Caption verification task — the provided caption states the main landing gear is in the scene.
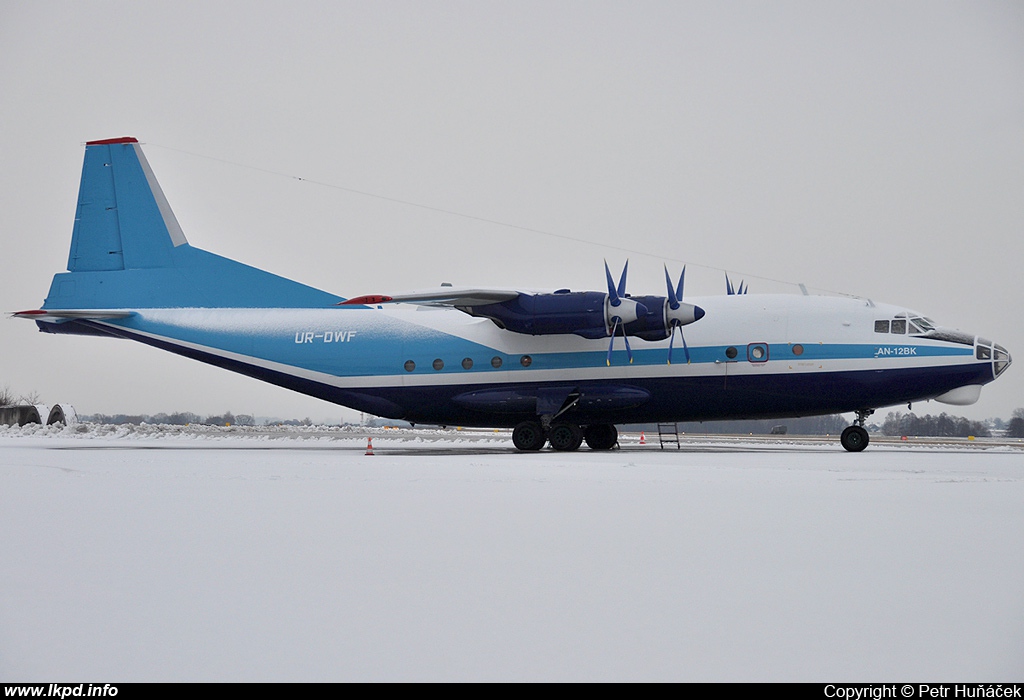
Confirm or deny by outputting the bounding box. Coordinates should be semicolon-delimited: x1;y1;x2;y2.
512;421;618;452
840;409;874;452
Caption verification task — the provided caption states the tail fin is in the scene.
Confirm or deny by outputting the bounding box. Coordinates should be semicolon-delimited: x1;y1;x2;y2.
44;137;341;309
67;137;187;272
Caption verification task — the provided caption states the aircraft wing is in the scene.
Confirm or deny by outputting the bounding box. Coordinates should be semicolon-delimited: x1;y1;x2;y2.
340;287;521;308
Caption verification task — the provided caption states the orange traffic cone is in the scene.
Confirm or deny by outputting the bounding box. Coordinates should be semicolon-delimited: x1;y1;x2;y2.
639;431;646;445
365;437;374;456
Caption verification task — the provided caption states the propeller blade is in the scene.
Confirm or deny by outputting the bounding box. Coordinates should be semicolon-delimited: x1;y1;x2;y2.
616;260;629;299
675;266;686;303
726;273;734;295
664;265;679;310
606;317;620;366
679;325;691;363
622;326;634;364
667;322;692;365
605;260;620;307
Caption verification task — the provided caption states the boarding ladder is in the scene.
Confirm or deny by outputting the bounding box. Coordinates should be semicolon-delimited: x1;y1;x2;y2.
657;422;681;450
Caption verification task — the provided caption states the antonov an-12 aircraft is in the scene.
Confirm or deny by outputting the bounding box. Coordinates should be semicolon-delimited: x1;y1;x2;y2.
14;138;1012;451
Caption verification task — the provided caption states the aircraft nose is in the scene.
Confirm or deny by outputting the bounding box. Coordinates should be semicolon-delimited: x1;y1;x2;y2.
980;338;1012;377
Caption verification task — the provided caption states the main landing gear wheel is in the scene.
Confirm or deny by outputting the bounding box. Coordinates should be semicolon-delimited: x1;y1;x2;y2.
548;422;584;452
512;421;547;451
584;424;618;451
841;425;869;452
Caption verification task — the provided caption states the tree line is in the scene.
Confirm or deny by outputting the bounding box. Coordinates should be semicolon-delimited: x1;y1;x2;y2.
81;411;260;426
880;411;992;438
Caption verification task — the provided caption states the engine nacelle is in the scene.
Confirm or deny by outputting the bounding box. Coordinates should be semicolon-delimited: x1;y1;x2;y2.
460;290;706;340
461;291;645;338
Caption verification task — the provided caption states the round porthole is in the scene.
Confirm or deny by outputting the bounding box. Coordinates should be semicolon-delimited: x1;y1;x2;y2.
404;360;415;372
432;358;444;371
520;355;532;367
751;346;765;360
792;344;804;356
725;346;738;359
491;356;503;368
461;357;473;370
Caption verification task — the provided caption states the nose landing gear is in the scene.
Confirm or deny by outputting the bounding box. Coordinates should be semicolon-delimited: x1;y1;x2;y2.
841;409;874;452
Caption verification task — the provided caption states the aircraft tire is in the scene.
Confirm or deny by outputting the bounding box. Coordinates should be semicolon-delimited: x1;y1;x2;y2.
548;423;584;451
512;421;547;451
840;425;869;452
584;424;618;451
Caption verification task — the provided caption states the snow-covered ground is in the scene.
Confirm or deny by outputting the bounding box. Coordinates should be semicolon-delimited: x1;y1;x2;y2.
2;424;1022;681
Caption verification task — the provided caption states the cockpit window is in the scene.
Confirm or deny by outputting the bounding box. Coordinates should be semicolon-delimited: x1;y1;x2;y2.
995;345;1011;376
879;315;938;335
977;345;992;360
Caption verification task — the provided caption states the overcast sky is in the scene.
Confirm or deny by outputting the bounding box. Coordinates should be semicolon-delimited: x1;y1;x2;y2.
1;1;1021;423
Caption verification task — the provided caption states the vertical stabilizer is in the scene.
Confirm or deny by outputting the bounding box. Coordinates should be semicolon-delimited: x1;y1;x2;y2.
46;137;342;309
69;137;186;272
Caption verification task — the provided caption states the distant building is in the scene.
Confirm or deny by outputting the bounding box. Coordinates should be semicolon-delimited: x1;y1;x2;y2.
0;404;76;427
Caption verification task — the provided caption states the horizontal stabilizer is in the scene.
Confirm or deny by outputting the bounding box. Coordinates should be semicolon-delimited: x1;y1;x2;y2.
12;309;134;320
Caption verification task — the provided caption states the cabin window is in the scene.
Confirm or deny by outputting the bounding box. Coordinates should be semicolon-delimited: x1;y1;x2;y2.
461;358;473;370
875;320;890;333
792;344;804;356
520;355;532;367
747;343;768;362
404;360;415;372
491;356;503;369
890;319;907;334
725;346;738;359
432;358;444;371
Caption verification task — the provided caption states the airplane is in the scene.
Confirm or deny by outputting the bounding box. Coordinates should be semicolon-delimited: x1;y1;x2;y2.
13;137;1012;452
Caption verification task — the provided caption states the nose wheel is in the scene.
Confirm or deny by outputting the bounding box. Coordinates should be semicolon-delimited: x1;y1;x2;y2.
840;425;869;452
841;409;874;452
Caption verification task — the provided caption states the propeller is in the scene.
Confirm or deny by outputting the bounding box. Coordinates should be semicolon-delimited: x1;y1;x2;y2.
604;260;645;365
725;273;748;295
664;265;706;364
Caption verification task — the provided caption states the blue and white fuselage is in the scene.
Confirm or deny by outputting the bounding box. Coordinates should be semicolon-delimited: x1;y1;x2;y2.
16;138;1011;451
